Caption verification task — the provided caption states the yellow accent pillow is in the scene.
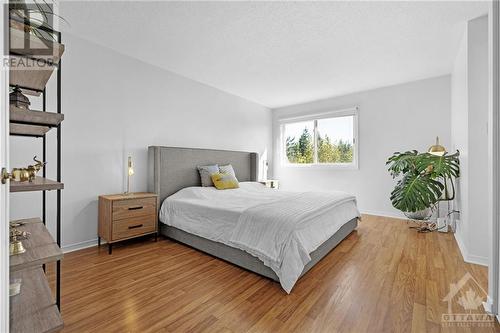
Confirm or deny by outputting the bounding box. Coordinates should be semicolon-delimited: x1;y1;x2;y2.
211;173;239;190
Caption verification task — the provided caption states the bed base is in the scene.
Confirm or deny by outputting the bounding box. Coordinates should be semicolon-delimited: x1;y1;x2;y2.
160;217;358;282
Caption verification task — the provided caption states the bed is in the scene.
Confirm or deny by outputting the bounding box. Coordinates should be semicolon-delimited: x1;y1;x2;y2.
148;146;360;293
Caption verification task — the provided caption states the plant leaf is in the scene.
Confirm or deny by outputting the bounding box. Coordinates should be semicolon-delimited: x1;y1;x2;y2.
390;172;444;212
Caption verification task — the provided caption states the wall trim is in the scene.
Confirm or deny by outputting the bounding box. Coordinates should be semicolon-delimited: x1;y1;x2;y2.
468;254;490;267
454;231;468;261
488;0;500;317
360;210;403;220
484;296;494;314
483;297;500;323
62;238;103;253
454;231;488;267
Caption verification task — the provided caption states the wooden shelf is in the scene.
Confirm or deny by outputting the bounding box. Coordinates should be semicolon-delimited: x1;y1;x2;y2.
10;267;63;333
9;19;64;96
9;55;56;97
9;107;64;137
10;107;64;127
10;218;63;272
10;177;64;193
10;123;50;137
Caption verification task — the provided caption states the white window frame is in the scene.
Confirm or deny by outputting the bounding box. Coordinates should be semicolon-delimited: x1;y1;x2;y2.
279;107;359;169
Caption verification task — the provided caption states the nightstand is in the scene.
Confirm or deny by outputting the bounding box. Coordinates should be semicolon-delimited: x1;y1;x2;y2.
259;179;279;189
98;192;158;254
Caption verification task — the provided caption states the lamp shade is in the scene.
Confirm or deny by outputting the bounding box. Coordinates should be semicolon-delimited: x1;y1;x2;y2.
428;136;446;156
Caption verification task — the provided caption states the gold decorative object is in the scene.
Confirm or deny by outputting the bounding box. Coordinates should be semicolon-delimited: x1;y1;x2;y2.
9;221;25;228
26;156;46;181
5;156;47;183
125;156;134;194
1;167;10;184
428;136;446;156
11;167;30;182
9;227;30;256
9;241;26;256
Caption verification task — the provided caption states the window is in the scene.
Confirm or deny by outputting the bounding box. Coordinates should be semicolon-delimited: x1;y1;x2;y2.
283;120;315;164
281;108;358;167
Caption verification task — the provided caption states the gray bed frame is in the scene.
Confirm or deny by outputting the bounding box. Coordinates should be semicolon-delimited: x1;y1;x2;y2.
148;146;358;282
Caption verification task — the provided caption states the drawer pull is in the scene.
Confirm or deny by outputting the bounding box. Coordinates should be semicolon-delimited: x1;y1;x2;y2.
128;224;143;229
128;206;143;210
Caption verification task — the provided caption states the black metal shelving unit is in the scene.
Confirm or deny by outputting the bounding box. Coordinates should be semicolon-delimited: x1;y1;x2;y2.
8;16;64;332
10;29;62;309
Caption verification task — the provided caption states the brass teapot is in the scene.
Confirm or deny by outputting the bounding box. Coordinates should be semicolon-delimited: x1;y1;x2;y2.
10;156;46;182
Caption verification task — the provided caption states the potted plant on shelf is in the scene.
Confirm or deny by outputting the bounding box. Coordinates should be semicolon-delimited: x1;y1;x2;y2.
386;148;460;228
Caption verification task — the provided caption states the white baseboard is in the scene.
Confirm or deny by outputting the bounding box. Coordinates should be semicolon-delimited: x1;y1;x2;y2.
454;231;468;260
484;296;495;314
454;232;489;267
360;210;404;220
62;238;104;253
483;297;500;323
467;253;490;267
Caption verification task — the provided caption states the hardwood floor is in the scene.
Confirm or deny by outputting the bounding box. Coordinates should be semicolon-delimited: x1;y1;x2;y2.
49;215;499;332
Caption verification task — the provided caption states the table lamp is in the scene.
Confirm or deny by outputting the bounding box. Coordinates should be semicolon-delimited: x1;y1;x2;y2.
125;156;134;194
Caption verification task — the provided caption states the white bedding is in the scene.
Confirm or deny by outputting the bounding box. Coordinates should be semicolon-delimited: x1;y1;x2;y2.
159;182;360;293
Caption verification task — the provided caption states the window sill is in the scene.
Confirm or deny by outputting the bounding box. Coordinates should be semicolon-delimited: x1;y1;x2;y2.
281;163;359;170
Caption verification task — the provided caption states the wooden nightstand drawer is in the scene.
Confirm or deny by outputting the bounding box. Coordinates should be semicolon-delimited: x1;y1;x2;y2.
112;197;156;220
98;192;158;254
112;215;156;240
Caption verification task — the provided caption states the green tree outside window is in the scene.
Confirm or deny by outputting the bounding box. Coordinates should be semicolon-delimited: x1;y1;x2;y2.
285;127;353;164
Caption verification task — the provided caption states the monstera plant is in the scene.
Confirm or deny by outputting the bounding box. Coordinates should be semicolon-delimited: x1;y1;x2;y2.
386;150;460;217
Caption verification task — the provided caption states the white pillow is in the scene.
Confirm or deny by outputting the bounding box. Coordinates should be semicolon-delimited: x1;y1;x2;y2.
219;164;236;178
197;164;219;187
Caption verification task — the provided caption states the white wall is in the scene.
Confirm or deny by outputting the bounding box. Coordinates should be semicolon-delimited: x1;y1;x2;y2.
272;75;451;218
451;15;490;266
10;33;272;251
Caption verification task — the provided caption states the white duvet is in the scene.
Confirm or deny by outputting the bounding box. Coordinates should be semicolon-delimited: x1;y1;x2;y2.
159;182;360;293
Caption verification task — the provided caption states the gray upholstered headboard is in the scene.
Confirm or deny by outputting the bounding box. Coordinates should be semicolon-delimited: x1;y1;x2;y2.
148;146;258;204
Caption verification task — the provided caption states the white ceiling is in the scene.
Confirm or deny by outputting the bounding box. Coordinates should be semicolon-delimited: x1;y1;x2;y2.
60;1;489;108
